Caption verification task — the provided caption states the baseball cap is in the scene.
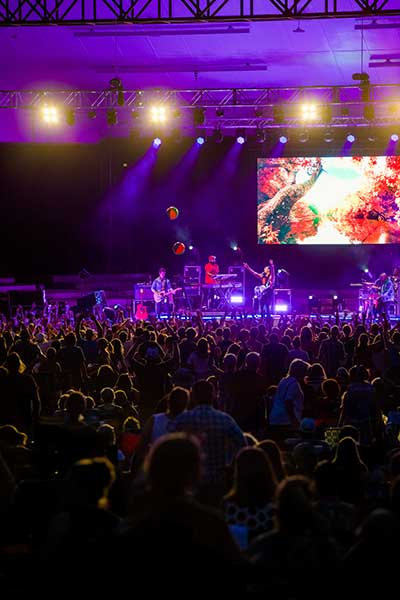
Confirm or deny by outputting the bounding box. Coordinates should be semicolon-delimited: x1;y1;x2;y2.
299;418;316;433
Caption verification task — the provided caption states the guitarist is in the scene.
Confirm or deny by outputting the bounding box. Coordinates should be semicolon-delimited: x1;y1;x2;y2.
243;259;275;319
151;267;173;318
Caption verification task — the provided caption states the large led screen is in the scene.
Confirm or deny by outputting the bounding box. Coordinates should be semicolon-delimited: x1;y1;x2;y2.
257;156;400;244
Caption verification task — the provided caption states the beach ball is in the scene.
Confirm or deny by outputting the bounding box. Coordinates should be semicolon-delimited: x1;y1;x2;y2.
166;206;179;220
172;242;186;255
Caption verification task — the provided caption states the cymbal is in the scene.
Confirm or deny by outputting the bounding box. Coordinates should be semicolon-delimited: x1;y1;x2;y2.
350;283;363;287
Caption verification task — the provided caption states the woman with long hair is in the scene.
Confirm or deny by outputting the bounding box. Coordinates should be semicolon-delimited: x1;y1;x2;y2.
331;436;368;504
223;447;277;542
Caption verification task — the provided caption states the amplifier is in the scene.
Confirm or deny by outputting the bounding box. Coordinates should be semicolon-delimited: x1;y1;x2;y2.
134;283;154;301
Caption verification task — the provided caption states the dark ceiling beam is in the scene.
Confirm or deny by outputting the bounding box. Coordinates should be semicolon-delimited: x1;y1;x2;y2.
0;0;399;25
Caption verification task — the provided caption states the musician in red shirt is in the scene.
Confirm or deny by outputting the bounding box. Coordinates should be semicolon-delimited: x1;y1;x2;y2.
205;255;220;284
203;255;220;309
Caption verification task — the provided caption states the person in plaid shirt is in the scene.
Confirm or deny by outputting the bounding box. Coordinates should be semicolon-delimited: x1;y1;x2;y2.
174;380;247;489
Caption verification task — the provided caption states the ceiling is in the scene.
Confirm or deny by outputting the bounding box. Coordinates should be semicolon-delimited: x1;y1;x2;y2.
1;17;400;89
1;14;400;141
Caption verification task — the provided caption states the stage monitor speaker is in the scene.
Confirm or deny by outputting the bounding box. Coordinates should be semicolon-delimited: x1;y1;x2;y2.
273;289;292;314
134;283;153;301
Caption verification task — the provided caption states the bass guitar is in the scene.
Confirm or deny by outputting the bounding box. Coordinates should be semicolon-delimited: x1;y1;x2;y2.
153;288;182;304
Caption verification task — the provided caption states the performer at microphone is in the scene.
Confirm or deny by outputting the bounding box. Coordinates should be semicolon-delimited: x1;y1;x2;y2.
151;267;173;318
377;272;394;316
203;255;219;309
244;259;275;318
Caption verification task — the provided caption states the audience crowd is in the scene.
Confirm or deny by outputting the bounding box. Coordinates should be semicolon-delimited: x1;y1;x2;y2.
1;306;400;593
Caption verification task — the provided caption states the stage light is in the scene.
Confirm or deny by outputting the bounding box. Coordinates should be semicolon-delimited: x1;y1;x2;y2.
193;107;205;126
153;137;162;148
301;103;318;121
254;107;265;118
236;128;246;144
107;108;118;125
332;294;342;310
41;105;59;125
298;130;309;143
231;295;244;305
391;134;399;142
275;303;288;312
150;105;167;124
308;295;321;312
188;245;194;251
364;268;369;273
323;130;334;143
279;135;288;144
347;133;356;143
196;136;205;145
232;245;238;251
65;109;75;126
88;110;97;119
215;107;224;117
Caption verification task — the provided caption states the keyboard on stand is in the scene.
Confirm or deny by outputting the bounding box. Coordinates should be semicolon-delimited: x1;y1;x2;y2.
202;282;242;289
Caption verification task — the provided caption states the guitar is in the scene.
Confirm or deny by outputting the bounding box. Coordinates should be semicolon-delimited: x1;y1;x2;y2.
153;288;182;304
135;302;148;320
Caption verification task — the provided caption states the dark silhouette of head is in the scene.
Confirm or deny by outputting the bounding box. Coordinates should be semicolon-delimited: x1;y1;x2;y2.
191;379;214;406
227;446;277;506
167;386;189;417
145;433;201;496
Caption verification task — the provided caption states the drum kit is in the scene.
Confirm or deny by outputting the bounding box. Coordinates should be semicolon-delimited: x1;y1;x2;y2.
351;270;400;319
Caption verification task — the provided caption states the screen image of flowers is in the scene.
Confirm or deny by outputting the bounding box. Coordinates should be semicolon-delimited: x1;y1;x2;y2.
257;156;400;244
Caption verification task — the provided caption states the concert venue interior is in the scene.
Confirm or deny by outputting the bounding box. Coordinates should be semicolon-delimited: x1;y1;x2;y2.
1;3;400;319
2;3;400;593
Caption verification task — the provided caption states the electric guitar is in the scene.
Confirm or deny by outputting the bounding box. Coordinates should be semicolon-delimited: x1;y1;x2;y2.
153;288;182;304
135;302;148;320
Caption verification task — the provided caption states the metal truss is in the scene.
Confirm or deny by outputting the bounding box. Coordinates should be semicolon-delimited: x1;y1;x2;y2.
1;84;399;129
0;0;399;25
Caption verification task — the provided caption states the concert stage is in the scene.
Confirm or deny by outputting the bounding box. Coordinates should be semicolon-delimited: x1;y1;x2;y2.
1;274;397;322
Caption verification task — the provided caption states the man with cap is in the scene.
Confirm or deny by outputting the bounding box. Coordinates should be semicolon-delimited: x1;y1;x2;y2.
203;255;220;309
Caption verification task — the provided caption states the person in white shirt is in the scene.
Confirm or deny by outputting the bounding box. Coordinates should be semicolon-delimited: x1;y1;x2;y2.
269;359;310;428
